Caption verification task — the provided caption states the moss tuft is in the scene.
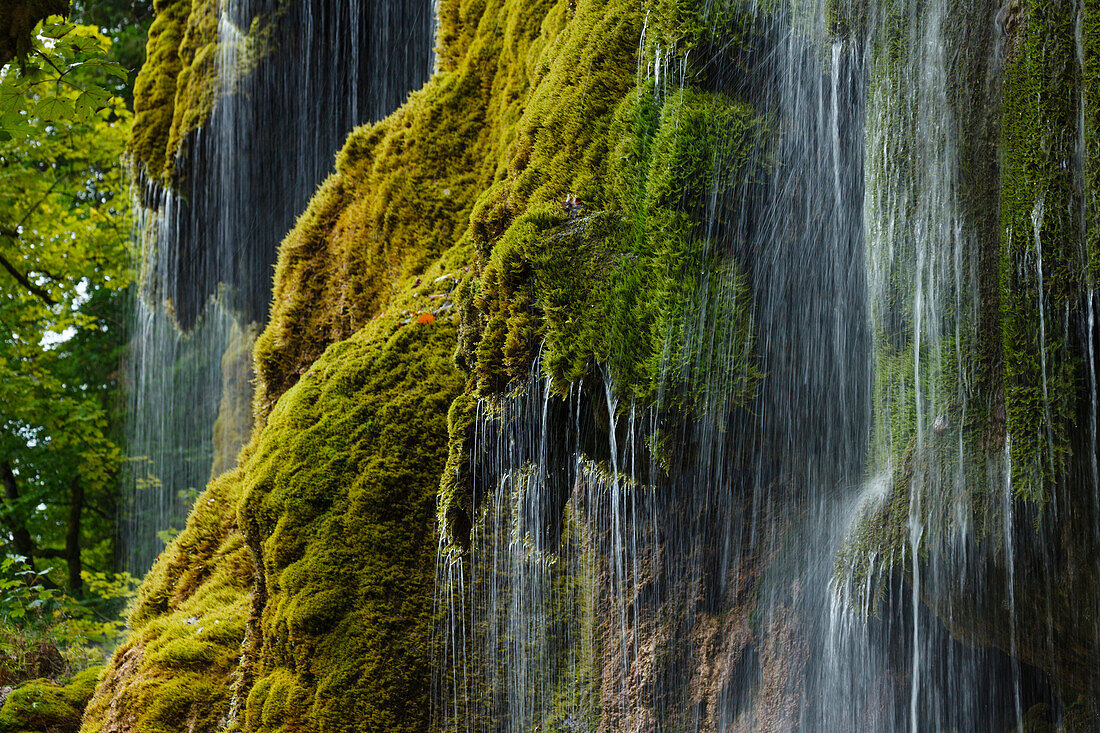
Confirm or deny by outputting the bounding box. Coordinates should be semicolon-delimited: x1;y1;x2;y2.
0;667;102;733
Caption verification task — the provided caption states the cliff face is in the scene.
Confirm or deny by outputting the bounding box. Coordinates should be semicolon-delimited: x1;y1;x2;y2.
72;0;1100;731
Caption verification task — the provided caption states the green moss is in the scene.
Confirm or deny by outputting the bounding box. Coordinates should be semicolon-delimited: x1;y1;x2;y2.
1086;0;1100;283
162;0;219;175
129;0;190;177
81;471;252;733
127;0;278;180
238;317;463;732
0;667;102;733
101;0;779;726
462;85;764;411
1000;0;1085;501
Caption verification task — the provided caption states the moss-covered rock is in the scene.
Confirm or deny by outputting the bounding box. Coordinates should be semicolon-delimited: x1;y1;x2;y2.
1000;0;1090;502
128;0;191;179
237;317;462;732
0;666;102;733
127;0;272;181
834;0;1100;705
81;469;252;732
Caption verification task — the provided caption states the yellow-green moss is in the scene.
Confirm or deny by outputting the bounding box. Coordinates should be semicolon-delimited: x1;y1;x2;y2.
81;470;252;733
129;0;190;177
127;0;275;180
462;85;764;406
162;0;219;175
0;666;102;733
238;317;463;732
252;0;565;415
101;0;778;727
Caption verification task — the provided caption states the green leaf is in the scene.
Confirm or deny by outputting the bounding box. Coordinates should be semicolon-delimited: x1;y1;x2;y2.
0;86;24;114
40;22;76;40
35;95;74;121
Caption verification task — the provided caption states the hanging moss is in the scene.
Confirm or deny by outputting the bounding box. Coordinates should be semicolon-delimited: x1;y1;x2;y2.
127;0;279;181
0;667;102;733
129;0;190;178
161;0;219;175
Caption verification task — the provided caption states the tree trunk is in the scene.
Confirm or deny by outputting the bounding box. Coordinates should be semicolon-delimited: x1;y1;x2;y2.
1;459;37;567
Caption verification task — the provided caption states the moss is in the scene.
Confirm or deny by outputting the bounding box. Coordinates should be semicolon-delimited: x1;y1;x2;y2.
162;0;219;175
0;667;102;733
129;0;190;178
1000;0;1086;501
824;0;867;38
463;85;764;411
1086;0;1100;283
81;470;252;733
100;0;775;726
127;0;277;180
238;317;463;732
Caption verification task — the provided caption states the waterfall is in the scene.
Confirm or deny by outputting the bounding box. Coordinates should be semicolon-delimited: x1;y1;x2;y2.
436;0;1098;730
122;0;435;574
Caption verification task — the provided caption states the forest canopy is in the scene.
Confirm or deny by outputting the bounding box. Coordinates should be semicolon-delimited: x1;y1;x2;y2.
0;0;147;688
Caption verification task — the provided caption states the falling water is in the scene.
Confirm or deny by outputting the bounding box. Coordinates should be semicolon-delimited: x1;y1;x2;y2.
122;0;435;573
436;0;1098;730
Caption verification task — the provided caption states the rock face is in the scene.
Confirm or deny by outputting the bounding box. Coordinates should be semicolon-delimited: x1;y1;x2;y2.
78;0;1100;731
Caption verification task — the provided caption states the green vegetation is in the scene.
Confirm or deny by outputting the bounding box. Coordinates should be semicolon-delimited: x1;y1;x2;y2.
1000;0;1086;501
0;17;132;597
0;7;146;727
0;665;102;733
48;0;1100;728
96;0;772;722
239;318;462;732
81;468;251;732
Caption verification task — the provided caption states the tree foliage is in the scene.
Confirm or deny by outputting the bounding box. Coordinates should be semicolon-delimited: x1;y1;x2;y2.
0;14;133;603
0;19;128;139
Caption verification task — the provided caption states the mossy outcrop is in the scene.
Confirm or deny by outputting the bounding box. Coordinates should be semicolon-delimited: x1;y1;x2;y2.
93;0;1100;728
82;469;252;731
0;666;102;733
1000;0;1094;501
99;0;769;726
836;0;1100;705
237;318;462;732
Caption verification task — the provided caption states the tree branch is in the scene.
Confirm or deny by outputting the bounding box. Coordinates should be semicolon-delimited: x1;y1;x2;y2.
0;226;58;305
17;173;71;231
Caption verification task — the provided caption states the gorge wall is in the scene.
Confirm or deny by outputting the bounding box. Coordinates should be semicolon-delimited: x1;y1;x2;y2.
41;0;1100;730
